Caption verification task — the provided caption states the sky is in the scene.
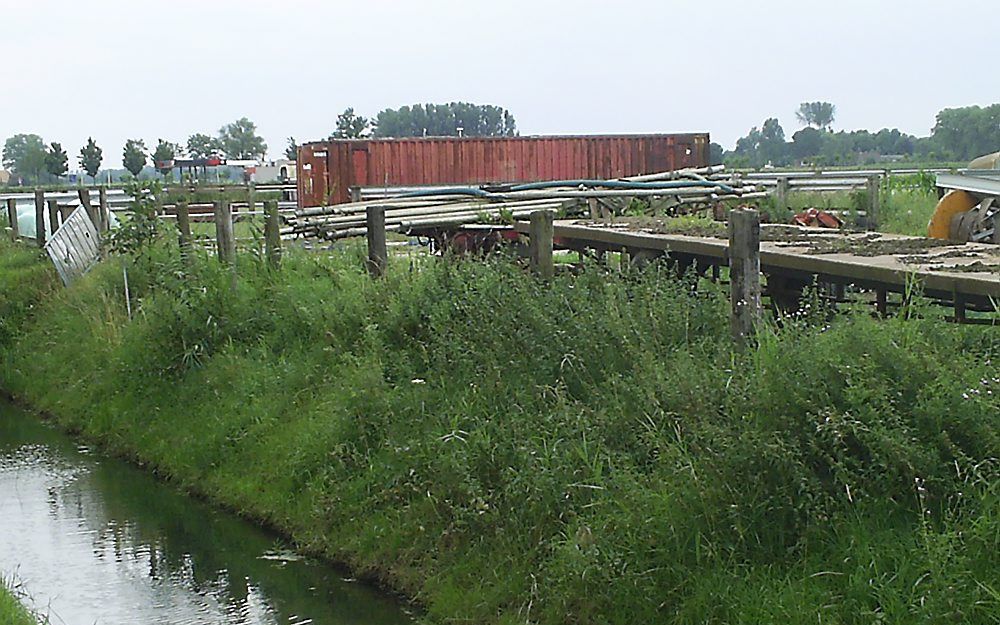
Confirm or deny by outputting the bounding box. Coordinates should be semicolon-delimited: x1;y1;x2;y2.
2;0;998;169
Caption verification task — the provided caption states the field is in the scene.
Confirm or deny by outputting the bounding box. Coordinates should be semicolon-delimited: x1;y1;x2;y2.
0;232;997;624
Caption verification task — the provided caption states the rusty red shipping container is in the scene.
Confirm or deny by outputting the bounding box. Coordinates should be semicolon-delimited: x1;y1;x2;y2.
297;133;709;207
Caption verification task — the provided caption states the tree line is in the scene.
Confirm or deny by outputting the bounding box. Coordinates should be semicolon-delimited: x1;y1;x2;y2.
1;117;269;185
723;102;1000;168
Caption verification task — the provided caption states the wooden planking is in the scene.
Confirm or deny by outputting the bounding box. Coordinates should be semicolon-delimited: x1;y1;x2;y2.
513;220;1000;301
43;207;101;286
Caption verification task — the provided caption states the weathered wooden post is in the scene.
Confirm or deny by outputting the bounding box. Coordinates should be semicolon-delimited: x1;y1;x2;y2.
366;205;387;278
246;183;256;216
866;175;881;230
77;188;97;226
728;208;762;348
98;186;110;232
529;210;555;279
176;200;192;262
213;200;236;265
264;199;282;268
47;199;60;232
350;186;362;203
34;189;46;247
5;198;18;239
775;176;790;212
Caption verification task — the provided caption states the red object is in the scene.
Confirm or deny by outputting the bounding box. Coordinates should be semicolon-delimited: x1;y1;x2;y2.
792;208;842;229
297;134;710;207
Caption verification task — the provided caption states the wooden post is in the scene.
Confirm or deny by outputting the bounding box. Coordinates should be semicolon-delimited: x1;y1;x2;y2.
866;175;880;230
728;208;762;348
875;288;887;318
366;205;387;278
47;199;60;232
98;186;110;232
213;200;236;265
350;186;362;203
264;200;282;268
5;198;18;239
587;197;600;219
78;188;97;226
176;200;192;261
775;176;790;212
34;189;46;247
529;210;555;279
246;183;256;216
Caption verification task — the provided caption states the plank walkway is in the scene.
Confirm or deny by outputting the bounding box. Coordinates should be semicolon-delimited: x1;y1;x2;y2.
514;219;1000;306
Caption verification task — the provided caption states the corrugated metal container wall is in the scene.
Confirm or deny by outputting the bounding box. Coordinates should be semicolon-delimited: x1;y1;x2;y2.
297;134;709;207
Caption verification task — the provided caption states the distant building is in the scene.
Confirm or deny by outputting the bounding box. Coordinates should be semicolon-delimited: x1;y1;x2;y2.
251;159;295;183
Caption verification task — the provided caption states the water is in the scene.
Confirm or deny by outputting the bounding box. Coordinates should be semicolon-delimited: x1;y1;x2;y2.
0;401;415;625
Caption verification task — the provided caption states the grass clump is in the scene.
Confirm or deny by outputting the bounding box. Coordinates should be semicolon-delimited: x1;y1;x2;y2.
0;577;45;625
0;236;998;624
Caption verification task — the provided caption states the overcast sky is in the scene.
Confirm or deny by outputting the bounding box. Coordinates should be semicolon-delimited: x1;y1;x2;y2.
3;0;997;169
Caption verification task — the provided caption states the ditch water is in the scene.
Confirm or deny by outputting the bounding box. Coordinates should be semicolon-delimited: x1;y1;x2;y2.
0;400;415;625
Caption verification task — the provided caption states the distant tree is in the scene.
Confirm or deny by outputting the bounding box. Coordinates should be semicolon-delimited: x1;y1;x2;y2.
795;102;836;130
79;137;103;183
331;108;371;139
730;118;790;167
373;102;517;138
151;139;180;176
186;133;223;159
932;104;1000;161
44;142;69;179
285;136;298;160
218;117;267;160
708;142;724;166
790;127;824;162
2;134;48;184
122;139;147;178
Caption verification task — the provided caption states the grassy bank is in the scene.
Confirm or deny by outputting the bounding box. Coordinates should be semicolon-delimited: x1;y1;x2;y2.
0;579;41;625
0;238;998;624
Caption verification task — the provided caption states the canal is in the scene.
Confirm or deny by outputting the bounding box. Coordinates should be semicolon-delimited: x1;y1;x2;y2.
0;400;415;625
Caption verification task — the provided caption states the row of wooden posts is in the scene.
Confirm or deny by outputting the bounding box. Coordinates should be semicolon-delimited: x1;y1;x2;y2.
188;199;283;268
11;193;761;347
364;204;763;347
5;188;113;247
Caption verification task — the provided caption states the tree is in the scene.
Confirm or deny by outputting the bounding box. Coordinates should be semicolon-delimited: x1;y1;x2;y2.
218;117;267;160
152;139;180;175
790;127;824;162
795;102;836;130
45;142;69;179
122;139;147;178
331;108;371;139
373;102;517;138
2;134;48;184
186;133;223;159
932;104;1000;161
79;137;103;183
709;142;724;166
285;136;299;160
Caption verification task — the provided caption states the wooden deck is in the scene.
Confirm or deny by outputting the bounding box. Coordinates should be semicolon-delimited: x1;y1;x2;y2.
513;219;1000;309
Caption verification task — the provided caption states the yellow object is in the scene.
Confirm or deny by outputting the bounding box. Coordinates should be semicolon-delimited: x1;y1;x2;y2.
927;190;978;239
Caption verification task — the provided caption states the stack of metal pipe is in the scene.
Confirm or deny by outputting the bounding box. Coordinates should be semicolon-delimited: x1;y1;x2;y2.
287;166;762;240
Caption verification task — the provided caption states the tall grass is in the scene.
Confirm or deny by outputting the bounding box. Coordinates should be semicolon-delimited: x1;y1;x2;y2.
0;577;44;625
0;238;997;624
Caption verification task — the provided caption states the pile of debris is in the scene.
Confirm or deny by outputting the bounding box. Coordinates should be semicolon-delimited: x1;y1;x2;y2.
287;166;763;240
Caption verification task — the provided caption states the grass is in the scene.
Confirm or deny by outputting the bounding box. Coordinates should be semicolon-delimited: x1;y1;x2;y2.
0;577;43;625
0;236;998;624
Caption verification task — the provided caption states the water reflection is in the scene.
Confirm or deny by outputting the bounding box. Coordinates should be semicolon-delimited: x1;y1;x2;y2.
0;402;414;625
